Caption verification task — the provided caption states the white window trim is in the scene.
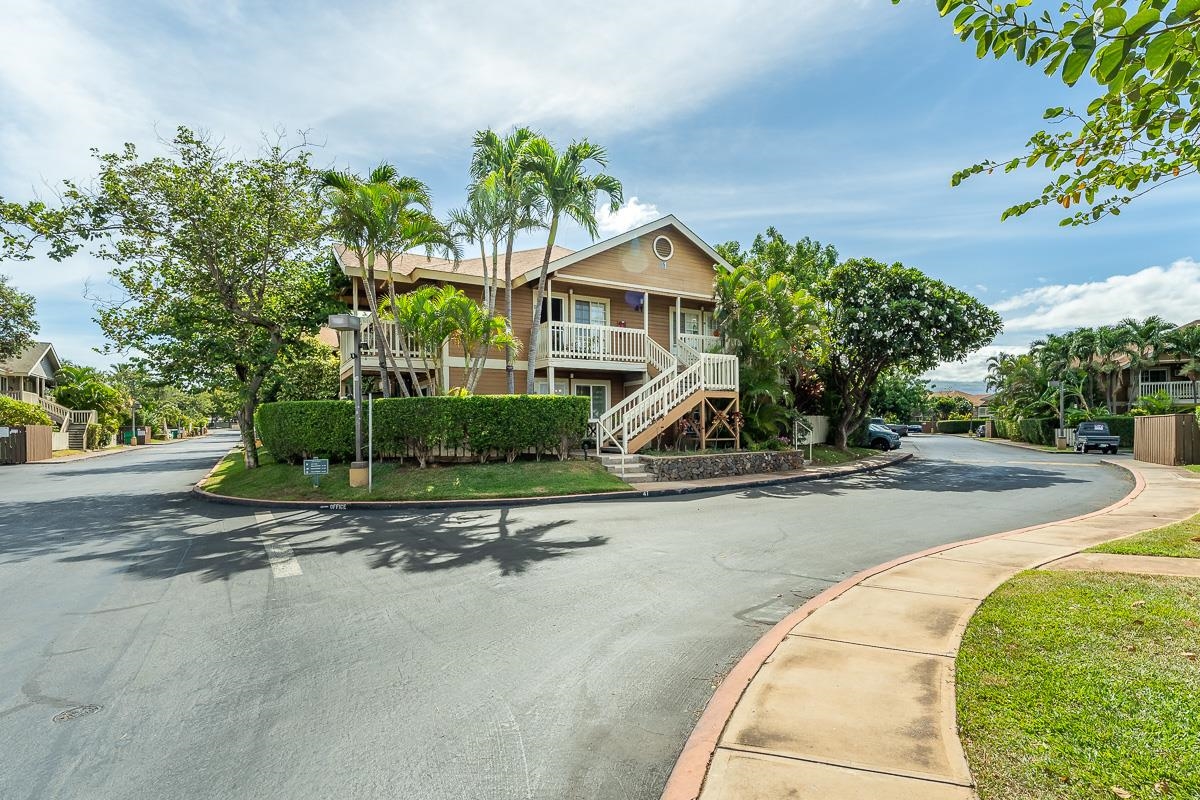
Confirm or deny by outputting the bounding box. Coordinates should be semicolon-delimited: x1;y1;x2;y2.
570;294;611;326
572;379;611;419
539;291;570;323
534;377;569;396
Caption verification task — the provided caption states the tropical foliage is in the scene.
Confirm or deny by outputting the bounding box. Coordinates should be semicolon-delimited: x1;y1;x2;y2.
320;163;459;398
713;265;820;444
909;0;1200;224
53;364;126;437
987;316;1186;422
871;370;933;423
261;336;340;403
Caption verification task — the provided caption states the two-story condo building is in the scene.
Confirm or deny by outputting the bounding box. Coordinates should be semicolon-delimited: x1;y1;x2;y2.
331;215;740;454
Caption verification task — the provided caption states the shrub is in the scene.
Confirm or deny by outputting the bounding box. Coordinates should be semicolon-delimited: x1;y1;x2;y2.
936;419;976;434
256;400;356;463
256;396;590;466
86;423;105;450
1016;417;1057;445
1130;390;1176;416
992;418;1011;439
0;396;52;426
1091;415;1135;447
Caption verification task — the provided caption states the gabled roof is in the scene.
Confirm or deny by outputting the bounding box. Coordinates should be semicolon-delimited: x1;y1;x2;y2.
518;214;733;283
0;341;59;378
334;243;575;283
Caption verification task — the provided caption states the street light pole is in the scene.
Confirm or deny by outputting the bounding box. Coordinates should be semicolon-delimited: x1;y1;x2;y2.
328;314;368;487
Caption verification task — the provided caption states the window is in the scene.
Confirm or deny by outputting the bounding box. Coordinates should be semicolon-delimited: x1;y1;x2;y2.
573;299;608;326
574;382;609;419
540;296;565;323
1141;369;1169;383
533;378;568;396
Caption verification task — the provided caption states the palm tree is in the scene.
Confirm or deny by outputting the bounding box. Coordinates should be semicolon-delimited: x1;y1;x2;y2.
1089;324;1136;413
1165;324;1200;406
322;165;456;397
1121;315;1175;404
470;127;542;392
441;292;522;393
519;136;623;394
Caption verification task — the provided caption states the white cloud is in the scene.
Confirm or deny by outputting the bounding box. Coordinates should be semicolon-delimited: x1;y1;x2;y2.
925;345;1029;386
995;258;1200;333
596;197;662;236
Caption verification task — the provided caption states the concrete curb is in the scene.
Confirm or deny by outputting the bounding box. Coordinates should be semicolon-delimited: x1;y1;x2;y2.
659;458;1148;800
189;451;912;512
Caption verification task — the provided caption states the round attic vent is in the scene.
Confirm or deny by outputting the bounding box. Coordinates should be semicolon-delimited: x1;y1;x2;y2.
653;235;674;262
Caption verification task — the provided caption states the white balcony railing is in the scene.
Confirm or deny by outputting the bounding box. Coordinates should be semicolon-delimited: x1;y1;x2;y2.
339;315;435;371
1139;380;1200;403
677;333;720;360
536;321;647;365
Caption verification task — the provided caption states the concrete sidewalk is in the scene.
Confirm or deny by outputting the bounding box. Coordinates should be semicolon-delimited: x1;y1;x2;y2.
662;458;1200;800
35;433;211;464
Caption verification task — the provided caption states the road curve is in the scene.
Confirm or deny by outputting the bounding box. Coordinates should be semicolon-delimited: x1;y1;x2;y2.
0;433;1132;800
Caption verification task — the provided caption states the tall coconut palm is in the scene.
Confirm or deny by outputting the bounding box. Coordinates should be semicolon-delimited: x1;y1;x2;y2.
519;136;623;394
1165;324;1200;406
470;127;542;392
1121;315;1175;403
1089;324;1136;413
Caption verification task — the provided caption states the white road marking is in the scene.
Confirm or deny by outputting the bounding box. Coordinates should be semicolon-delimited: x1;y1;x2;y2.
253;510;303;578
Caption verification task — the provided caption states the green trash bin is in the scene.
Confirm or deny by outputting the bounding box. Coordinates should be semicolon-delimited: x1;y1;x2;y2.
123;430;134;445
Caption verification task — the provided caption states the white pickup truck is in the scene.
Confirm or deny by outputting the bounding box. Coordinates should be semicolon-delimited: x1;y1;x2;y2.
1074;421;1121;454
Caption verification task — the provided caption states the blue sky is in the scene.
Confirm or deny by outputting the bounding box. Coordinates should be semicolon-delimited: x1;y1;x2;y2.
3;0;1198;390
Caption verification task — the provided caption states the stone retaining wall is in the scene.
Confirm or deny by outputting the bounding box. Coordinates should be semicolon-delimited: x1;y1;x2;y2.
641;450;805;481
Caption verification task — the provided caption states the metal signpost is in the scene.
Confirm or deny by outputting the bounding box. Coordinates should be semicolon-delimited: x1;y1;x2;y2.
303;458;330;487
367;393;374;493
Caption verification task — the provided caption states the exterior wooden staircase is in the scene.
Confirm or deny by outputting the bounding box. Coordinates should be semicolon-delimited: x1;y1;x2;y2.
594;339;738;456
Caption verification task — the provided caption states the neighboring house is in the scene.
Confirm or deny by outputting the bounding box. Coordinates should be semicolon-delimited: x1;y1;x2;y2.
332;215;740;454
930;389;994;418
0;341;97;449
1118;319;1200;409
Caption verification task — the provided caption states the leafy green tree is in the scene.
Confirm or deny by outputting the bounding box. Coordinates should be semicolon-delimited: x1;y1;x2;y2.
931;394;975;420
816;258;1002;448
910;0;1200;224
519;136;623;394
37;128;335;467
262;335;340;403
0;274;38;361
470;127;545;392
717;228;839;287
870;370;931;422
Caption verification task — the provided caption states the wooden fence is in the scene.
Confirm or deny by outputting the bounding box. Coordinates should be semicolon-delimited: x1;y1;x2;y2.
0;425;53;464
1133;413;1200;466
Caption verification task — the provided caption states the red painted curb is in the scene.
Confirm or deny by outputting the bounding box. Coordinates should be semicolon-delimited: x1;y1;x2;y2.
659;459;1147;800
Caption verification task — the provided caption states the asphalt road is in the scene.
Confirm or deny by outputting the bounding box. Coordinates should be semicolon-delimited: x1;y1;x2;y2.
0;432;1133;800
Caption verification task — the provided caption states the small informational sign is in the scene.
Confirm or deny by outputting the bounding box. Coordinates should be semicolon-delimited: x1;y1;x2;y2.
302;458;330;486
0;427;9;438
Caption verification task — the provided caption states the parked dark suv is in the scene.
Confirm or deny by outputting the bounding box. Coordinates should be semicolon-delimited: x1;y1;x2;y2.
867;423;902;451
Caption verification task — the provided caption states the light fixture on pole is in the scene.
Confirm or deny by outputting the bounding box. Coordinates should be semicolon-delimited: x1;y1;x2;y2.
327;313;369;488
130;400;141;446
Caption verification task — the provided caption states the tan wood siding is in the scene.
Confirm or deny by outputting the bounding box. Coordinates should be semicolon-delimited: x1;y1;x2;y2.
551;224;719;296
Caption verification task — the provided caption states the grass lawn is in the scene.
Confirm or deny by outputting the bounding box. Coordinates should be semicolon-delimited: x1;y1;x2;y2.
51;449;86;458
1088;512;1200;559
958;570;1200;800
202;449;633;501
808;444;877;465
1187;465;1200;474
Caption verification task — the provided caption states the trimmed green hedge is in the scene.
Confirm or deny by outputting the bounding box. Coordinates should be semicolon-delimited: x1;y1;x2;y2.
256;396;591;465
991;415;1135;447
936;419;977;434
0;396;52;426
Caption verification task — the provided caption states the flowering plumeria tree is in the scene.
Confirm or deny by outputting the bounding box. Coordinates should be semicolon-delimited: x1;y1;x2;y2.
816;258;1002;449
